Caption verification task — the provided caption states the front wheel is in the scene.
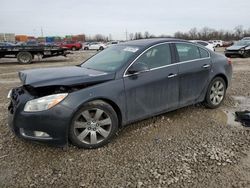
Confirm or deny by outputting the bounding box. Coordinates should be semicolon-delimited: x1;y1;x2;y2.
69;100;118;149
203;77;226;109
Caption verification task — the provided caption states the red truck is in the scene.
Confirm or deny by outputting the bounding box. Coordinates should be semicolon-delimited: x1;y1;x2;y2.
60;41;82;51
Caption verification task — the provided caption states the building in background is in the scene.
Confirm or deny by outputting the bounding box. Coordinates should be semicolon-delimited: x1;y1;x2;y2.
0;33;15;42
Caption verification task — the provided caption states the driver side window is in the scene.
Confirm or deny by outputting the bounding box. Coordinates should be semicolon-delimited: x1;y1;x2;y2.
134;44;172;69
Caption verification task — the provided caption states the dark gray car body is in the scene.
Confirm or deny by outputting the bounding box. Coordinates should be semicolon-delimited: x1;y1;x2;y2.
8;38;232;146
225;40;250;57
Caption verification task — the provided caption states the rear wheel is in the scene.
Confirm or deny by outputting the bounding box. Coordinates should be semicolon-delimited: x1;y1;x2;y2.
203;77;226;109
69;100;118;149
99;46;104;50
71;47;76;51
17;52;33;64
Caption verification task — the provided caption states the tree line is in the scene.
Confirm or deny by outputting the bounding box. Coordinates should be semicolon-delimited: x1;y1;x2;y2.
130;26;250;41
85;25;250;42
173;26;250;41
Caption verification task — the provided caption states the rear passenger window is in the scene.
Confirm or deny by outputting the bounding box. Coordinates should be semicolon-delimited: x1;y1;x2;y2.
199;47;209;58
175;43;200;62
197;41;207;46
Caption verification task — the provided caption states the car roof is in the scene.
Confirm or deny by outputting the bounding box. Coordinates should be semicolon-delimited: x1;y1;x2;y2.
121;38;188;48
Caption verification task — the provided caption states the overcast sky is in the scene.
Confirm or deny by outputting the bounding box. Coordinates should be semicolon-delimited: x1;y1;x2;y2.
1;0;249;40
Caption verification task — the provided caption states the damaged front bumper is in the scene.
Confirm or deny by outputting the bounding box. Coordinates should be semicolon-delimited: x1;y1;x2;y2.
224;50;245;57
8;87;74;147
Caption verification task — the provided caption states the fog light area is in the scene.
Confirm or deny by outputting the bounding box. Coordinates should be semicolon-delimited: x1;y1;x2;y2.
20;128;51;139
34;131;50;137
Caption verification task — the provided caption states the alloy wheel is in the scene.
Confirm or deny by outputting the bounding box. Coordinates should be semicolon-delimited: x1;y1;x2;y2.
73;108;112;145
209;80;225;106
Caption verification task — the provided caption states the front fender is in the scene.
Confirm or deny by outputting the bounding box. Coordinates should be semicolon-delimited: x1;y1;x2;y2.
61;79;126;125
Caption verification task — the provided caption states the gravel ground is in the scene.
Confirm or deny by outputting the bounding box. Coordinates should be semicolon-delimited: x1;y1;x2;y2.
0;49;250;188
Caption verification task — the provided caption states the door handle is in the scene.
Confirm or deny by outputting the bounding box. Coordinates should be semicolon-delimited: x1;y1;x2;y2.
168;73;178;78
202;64;211;68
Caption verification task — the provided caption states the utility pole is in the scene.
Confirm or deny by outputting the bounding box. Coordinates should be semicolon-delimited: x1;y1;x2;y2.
41;27;43;37
125;29;128;41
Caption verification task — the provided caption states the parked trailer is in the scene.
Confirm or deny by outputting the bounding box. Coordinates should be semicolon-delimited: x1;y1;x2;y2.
0;45;70;64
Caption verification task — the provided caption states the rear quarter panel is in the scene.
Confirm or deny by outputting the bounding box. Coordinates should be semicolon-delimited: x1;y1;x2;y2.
196;52;232;103
210;52;232;87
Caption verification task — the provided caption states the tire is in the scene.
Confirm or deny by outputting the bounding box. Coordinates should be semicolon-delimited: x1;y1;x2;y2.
84;47;89;50
203;77;226;109
69;100;118;149
17;52;33;64
71;47;77;51
242;51;249;58
99;46;104;50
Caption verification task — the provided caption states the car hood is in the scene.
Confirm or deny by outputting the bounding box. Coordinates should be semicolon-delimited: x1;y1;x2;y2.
226;45;247;50
19;66;115;87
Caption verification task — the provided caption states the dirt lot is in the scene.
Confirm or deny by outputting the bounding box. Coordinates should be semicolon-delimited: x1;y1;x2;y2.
0;49;250;188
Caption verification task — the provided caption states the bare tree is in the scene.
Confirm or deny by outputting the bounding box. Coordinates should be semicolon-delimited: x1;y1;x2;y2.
189;27;198;39
134;32;143;39
200;27;213;40
244;28;250;37
234;25;244;39
144;31;150;39
93;34;106;42
174;31;186;39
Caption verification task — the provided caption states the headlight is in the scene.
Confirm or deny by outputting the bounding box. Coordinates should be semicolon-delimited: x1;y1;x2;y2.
24;93;68;112
240;48;245;54
7;89;12;99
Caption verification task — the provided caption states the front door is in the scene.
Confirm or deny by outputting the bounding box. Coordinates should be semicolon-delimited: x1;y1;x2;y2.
123;43;179;122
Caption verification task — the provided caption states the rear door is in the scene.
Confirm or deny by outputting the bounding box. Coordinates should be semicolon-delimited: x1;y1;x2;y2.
174;42;211;106
123;43;179;122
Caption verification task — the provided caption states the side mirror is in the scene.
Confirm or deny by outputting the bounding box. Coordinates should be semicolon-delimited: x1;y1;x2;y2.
127;62;149;75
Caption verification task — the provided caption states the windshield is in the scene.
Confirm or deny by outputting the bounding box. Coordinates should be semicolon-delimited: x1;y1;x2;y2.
234;40;250;46
81;45;141;72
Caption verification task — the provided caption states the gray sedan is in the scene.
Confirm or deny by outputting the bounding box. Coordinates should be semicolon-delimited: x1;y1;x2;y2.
8;38;232;149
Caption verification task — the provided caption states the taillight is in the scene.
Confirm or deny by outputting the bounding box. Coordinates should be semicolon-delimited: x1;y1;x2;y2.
227;58;232;65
